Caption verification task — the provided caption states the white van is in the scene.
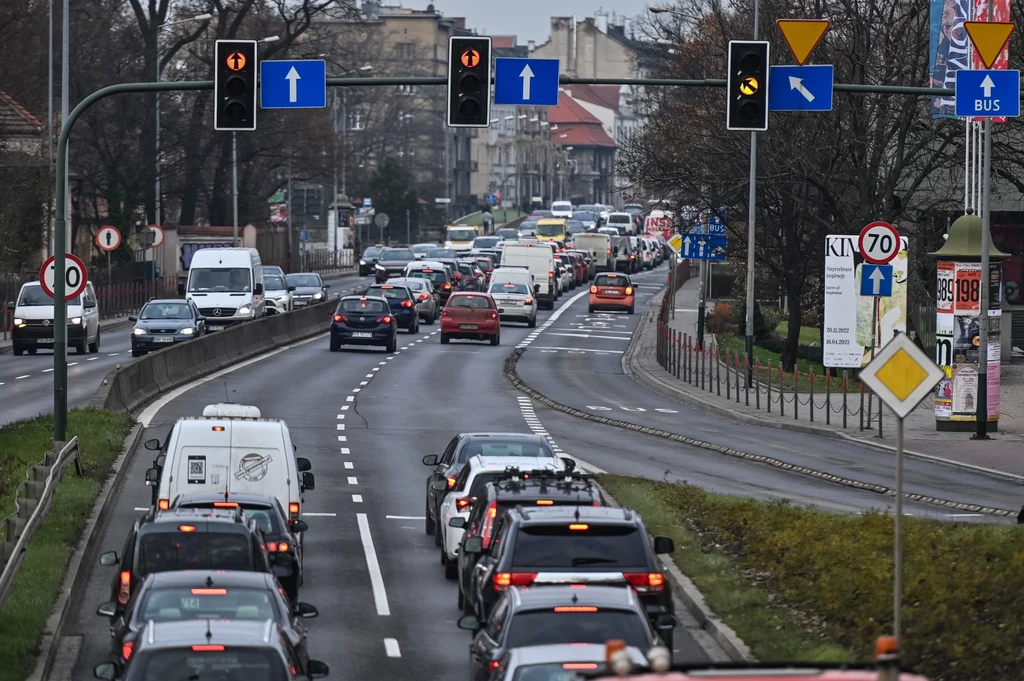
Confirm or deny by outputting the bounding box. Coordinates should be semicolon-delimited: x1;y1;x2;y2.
500;243;556;309
489;267;535;290
9;281;101;355
145;404;314;529
181;248;265;329
550;200;573;218
572;233;613;272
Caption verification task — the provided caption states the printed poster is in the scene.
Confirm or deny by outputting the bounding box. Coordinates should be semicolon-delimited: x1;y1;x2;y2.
929;0;971;118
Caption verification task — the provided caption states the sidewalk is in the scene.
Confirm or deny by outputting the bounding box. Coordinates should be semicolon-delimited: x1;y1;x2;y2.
631;277;1024;479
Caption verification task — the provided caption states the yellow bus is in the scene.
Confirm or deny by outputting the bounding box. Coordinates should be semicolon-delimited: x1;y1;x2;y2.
444;225;481;254
535;218;568;243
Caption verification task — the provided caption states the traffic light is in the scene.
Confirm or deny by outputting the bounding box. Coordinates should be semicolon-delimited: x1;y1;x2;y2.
726;40;770;132
447;36;492;127
214;39;257;131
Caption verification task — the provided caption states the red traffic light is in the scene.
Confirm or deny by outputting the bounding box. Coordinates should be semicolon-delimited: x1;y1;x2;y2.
226;52;247;71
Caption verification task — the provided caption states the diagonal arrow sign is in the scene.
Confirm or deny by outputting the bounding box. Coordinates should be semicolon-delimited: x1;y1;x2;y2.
286;66;301;103
788;75;815;102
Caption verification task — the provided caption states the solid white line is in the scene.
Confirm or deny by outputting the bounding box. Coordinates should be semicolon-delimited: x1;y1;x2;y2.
356;513;391;616
341;447;350;454
87;357;99;361
15;375;29;380
529;346;624;354
42;368;54;373
384;638;401;657
386;515;426;520
348;476;358;484
303;512;338;517
353;494;363;503
545;332;631;341
344;462;354;469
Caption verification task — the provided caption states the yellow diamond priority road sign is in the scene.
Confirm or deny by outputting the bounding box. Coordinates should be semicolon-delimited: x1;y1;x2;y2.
859;333;944;419
668;233;683;254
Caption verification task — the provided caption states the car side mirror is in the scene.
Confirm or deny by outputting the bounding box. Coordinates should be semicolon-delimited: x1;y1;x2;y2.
291;519;309;533
560;457;576;472
457;614;480;631
254;283;264;294
155;454;166;468
296;602;319;618
6;301;14;308
93;662;120;680
307;660;330;679
449;517;467;528
462;536;483;554
422;454;439;466
656;614;678;631
177;283;185;295
86;299;97;308
288;286;297;292
296;457;312;472
144;438;161;451
324;284;331;289
653;536;675;555
197;316;206;322
145;467;159;485
99;551;119;566
96;600;118;618
128;316;137;322
301;472;316;491
534;284;540;293
430;480;449;492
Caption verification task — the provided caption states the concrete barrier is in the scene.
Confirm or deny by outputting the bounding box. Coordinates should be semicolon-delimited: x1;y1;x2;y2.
91;301;336;413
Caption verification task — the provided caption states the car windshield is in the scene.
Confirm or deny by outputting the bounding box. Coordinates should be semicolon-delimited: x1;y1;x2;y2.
427;248;457;259
136;532;252;575
574;212;596;222
363;247;383;259
412;244;436;253
490;283;530;295
340;299;387;314
532;211;553;218
505;610;650;649
285;274;321;288
595;274;627;287
368;286;411;300
608;215;631;224
457;440;555;462
566;221;586;234
447;295;492;310
18;286;78;306
537;224;565;237
448;228;478;241
599;228;619;236
512;663;601;681
382;248;415;260
130;648;288;681
138;585;280;622
511;525;647;568
141;303;192;320
188;268;251;293
410;270;449;284
496;228;518;239
474;237;500;248
264;275;286;291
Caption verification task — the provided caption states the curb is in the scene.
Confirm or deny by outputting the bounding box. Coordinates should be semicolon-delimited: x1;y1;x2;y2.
29;423;145;681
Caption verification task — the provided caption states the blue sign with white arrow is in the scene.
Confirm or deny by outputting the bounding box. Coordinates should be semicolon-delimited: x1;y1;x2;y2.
682;233;726;261
261;60;326;109
494;58;560;106
955;69;1020;118
768;65;834;112
299;229;309;243
860;264;893;297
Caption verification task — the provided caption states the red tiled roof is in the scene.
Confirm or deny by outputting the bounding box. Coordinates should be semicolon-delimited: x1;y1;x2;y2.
0;90;43;134
490;36;516;48
549;92;603;125
549;92;615;148
565;84;620;113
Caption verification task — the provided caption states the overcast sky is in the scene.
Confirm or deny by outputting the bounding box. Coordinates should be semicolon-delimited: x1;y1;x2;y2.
427;0;654;44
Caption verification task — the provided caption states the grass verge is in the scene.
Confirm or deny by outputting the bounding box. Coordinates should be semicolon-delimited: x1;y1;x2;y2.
775;320;821;346
599;474;1024;681
716;332;862;392
0;408;132;681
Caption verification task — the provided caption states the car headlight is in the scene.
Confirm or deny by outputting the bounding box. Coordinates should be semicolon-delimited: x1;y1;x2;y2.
13;318;24;326
237;305;251;316
375;263;386;270
180;327;195;335
274;295;286;301
133;327;146;336
70;317;82;325
359;260;367;265
314;292;324;300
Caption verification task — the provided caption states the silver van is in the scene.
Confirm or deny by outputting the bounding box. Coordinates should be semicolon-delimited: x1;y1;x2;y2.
9;281;101;355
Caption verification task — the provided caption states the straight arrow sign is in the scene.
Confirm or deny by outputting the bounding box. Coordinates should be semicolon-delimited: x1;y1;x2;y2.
869;266;884;294
520;64;534;100
981;74;995;97
286;66;300;103
683;236;692;256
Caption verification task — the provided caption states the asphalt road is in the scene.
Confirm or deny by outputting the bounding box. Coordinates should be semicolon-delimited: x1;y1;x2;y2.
0;273;372;426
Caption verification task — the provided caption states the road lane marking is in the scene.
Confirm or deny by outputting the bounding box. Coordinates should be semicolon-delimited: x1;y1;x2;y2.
529;346;624;354
344;462;354;469
353;494;363;502
386;515;426;520
67;362;78;366
346;396;354;402
108;353;119;356
366;374;374;378
87;357;98;361
348;476;358;485
304;512;337;517
134;507;149;511
337;414;345;419
384;638;401;657
341;447;350;454
545;332;631;341
342;405;350;410
352;388;361;393
338;435;347;442
337;424;345;430
43;368;54;373
360;381;368;386
356;513;391;616
15;375;29;380
516;397;605;474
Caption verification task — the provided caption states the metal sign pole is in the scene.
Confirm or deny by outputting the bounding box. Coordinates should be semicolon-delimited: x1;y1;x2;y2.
894;415;905;640
744;0;760;383
976;113;992;440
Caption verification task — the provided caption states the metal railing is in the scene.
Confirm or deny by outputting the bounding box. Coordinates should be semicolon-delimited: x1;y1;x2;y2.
0;437;82;608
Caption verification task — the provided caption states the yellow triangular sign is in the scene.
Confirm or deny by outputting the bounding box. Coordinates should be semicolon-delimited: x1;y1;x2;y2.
964;21;1015;68
777;19;830;65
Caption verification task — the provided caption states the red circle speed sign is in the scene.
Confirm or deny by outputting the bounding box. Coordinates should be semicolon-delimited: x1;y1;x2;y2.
858;221;901;265
39;254;88;301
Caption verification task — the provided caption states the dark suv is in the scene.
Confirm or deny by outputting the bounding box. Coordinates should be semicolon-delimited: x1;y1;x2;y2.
460;505;677;648
97;508;273;615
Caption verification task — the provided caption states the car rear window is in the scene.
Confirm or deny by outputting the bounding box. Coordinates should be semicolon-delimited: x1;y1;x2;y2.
175;503;280;535
511;525;647;568
368;286;411;300
490;283;529;295
595;274;626;287
505;609;650;648
476;259;493;270
447;295;493;310
363;248;383;259
340;299;387;314
137;532;253;575
512;663;604;681
458;440;555;462
133;648;287;681
381;248;414;260
139;586;280;622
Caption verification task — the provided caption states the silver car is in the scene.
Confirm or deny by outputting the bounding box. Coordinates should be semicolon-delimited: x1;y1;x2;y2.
387;277;438;324
263;273;293;315
488;280;537;328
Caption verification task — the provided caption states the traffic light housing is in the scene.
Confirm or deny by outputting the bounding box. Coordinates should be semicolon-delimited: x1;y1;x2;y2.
214;39;257;131
447;36;492;128
726;40;770;132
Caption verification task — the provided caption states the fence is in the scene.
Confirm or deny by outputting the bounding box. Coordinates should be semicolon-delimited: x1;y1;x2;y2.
264;249;356;276
0;438;82;608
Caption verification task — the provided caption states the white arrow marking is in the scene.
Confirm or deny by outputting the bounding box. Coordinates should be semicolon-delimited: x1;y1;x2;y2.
981;74;995;97
788;76;815;103
286;66;301;103
682;236;691;256
869;267;885;295
520;64;535;100
697;238;706;257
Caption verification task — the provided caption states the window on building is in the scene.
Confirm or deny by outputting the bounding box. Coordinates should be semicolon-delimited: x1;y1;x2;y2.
394;42;416;59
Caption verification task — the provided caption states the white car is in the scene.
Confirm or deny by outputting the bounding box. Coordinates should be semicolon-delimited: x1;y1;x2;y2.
550;200;573;218
263;273;293;315
439;455;564;578
556;261;574;294
489;280;537;327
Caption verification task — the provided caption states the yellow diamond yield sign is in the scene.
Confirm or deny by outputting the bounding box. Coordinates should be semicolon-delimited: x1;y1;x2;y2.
860;333;945;419
668;233;683;254
964;21;1015;69
777;19;830;66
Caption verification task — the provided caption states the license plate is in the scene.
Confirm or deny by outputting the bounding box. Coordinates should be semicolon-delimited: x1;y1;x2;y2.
153;337;174;343
603;289;619;294
500;299;518;305
459;324;478;330
180;597;200;610
352;332;373;338
37;338;53;344
208;325;224;331
294;301;308;307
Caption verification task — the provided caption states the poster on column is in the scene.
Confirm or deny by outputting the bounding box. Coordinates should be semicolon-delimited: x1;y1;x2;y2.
822;235;909;368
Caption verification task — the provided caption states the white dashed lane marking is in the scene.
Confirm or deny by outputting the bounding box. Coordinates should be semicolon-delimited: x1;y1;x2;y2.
384;638;401;657
516;395;605;474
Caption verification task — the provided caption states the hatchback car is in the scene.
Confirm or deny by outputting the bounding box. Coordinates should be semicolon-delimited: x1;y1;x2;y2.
366;283;419;333
406;265;454;304
440;292;500;345
129;299;206;357
359;246;384;275
387;277;438;324
589;272;635;314
286;272;330;307
330;296;397;353
488;281;536;327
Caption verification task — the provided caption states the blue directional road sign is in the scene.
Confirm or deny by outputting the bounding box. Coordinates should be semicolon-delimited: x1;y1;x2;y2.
955;69;1020;118
768;65;834;112
494;58;560;106
260;60;326;109
860;264;893;297
485;194;497;206
681;233;726;261
708;215;726;236
299;230;309;243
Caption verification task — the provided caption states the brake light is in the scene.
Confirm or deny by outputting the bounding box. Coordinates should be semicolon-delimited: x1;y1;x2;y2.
481;502;498;548
378;315;393;323
489;661;500;673
381;285;394;289
490;312;498;319
158;499;169;510
549;271;554;278
446;476;457;488
606;248;612;254
400;299;414;308
418;293;429;301
267;542;277;552
554;606;598;612
441;310;449;317
590;286;597;293
524;298;533;304
333;314;347;323
191;588;227;595
192;645;226;652
454;273;462;279
456;496;474;510
569;523;589;531
279;541;289;552
213;502;238;508
289;502;300;521
623;572;666;594
121;641;134;660
493;572;536;591
564;663;598;670
117;570;131;606
178;525;197;532
625;287;634;295
630;254;636;259
536;500;554;505
212;426;225;432
442;283;452;290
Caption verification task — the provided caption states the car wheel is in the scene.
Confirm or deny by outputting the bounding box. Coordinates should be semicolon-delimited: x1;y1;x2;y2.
440;333;450;344
386;336;397;354
528;316;536;328
588;305;595;314
13;345;24;356
76;338;87;354
445;553;458;580
27;347;37;355
457;585;465;610
426;312;436;325
660;628;674;652
434;514;443;547
409;320;418;334
425;498;435;535
628;306;635;315
89;330;100;353
329;337;340;352
490;333;500;346
132;349;143;358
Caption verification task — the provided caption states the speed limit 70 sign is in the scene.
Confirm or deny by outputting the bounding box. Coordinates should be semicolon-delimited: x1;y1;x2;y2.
39;254;89;301
858;221;901;265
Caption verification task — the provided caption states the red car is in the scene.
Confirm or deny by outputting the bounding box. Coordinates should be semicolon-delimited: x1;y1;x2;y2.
475;258;495;286
440;292;501;346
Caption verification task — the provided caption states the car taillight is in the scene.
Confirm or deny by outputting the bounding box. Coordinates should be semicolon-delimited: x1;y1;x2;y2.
213;502;238;508
446;476;457;488
378;315;393;323
549;271;554;278
569;523;589;531
400;299;414;308
454;273;462;279
289;502;300;523
419;293;429;301
590;285;597;293
554;606;598;612
267;542;290;553
443;283;452;290
178;525;197;532
117;570;131;606
536;500;554;505
493;572;536;591
606;248;612;254
333;314;347;323
456;496;474;510
630;254;636;259
490;312;498;319
121;641;134;661
625;287;634;295
158;499;169;510
524;298;533;304
192;645;226;652
564;663;598;670
623;572;666;594
489;661;501;673
481;502;498;548
442;310;449;317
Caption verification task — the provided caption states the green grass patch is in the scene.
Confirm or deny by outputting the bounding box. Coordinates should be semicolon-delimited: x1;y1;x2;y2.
716;332;862;392
775;320;821;347
0;408;132;681
599;475;1024;681
456;209;527;226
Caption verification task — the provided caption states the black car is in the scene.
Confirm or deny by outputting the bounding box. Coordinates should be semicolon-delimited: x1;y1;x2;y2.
374;247;417;283
366;284;419;333
330;295;397;353
95;571;318;669
453;466;606;614
407;266;455;303
457;261;484;291
359;246;384;276
421;433;561;546
97;508;274;616
93;619;329;681
425;247;459;260
460;505;677;647
168;493;307;602
434;258;469;290
129;299;206;357
458;585;671;681
286;272;330;307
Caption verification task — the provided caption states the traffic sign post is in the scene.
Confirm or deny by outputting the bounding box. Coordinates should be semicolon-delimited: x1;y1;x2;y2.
494;58;560;106
681;233;726;261
777;19;831;65
768;65;834;111
40;253;88;301
375;212;390;244
261;60;327;109
96;225;121;286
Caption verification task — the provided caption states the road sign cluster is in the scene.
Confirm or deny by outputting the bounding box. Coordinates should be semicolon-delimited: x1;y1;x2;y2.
858;221;900;298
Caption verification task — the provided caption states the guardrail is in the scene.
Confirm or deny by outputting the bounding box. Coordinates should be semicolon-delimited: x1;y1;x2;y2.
0;437;82;608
